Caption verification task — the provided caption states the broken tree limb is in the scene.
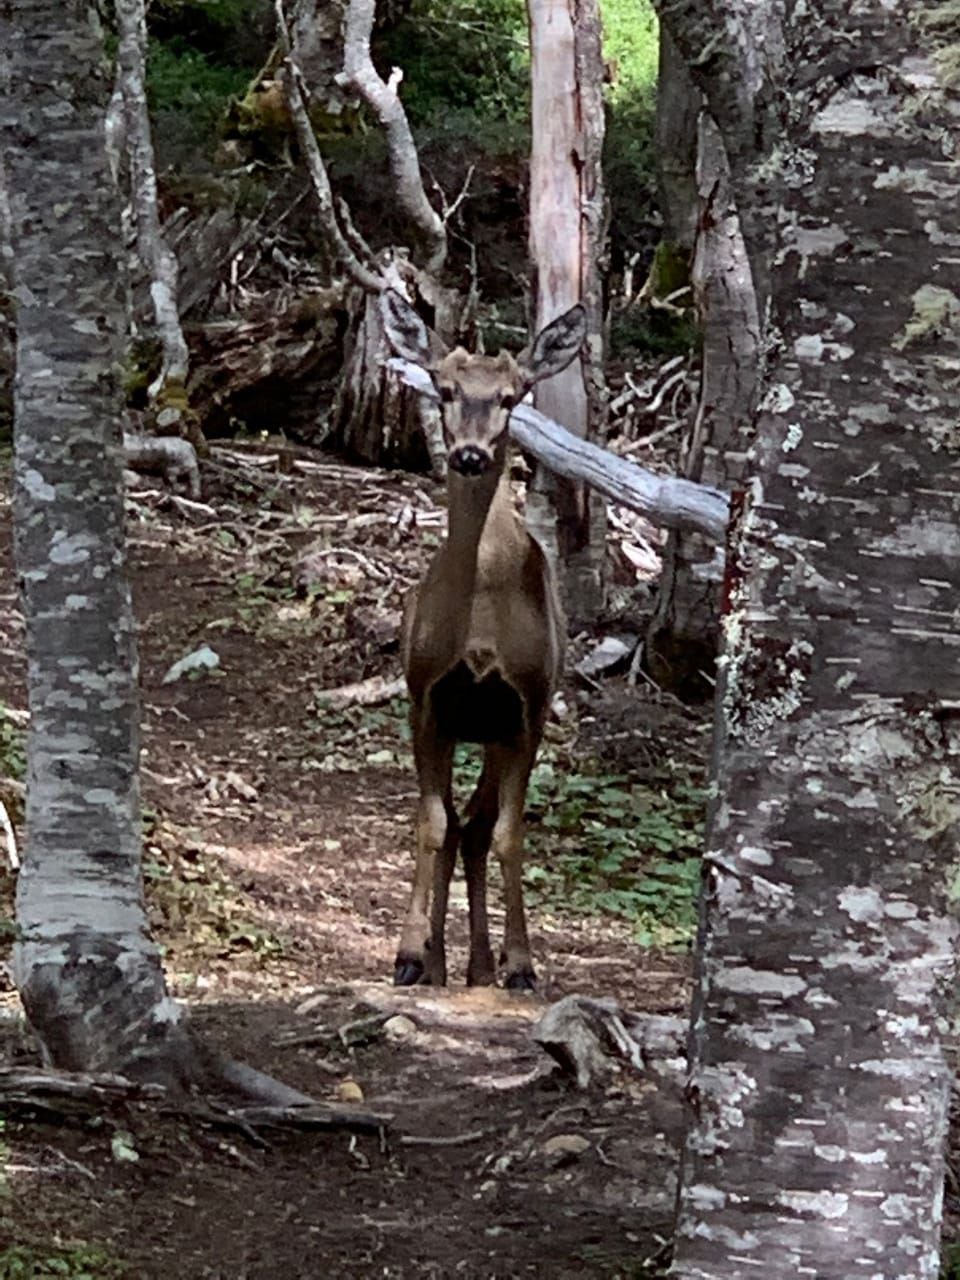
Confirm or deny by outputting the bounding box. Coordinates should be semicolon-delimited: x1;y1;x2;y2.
123;432;201;498
337;0;447;274
387;358;730;541
533;995;687;1089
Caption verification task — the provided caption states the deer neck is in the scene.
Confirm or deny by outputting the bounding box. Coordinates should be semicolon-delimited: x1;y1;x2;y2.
445;464;512;594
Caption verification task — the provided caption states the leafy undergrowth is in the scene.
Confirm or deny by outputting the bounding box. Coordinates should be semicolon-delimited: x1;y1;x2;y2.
0;1243;124;1280
142;815;287;972
314;693;706;949
524;759;704;946
0;703;24;782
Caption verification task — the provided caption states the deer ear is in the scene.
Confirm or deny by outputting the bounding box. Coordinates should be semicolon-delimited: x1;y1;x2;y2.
381;289;447;370
518;303;587;386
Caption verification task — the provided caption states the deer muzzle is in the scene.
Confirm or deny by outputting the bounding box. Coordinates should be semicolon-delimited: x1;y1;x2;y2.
448;444;493;476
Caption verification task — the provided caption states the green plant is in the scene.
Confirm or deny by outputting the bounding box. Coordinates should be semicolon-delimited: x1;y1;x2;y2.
0;706;25;782
942;1241;960;1279
147;41;250;132
522;757;705;946
379;0;530;128
0;1243;125;1280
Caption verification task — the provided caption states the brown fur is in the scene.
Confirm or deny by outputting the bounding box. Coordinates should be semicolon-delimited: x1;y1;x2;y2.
382;291;584;987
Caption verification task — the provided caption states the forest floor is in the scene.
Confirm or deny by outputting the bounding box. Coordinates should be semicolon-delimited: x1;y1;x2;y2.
0;445;710;1279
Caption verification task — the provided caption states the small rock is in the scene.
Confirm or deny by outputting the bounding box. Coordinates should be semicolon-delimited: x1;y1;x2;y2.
162;644;220;684
382;1014;417;1043
574;635;636;681
542;1132;591;1164
336;1078;364;1104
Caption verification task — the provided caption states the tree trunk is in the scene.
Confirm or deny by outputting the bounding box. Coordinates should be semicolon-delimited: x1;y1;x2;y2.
526;0;606;625
646;113;758;699
653;25;700;253
0;0;197;1084
661;2;960;1274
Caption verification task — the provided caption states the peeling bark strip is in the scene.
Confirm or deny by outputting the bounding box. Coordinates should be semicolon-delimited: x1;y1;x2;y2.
660;3;960;1277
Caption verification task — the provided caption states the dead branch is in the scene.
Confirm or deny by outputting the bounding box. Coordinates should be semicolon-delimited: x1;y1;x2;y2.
275;1;383;293
399;1129;487;1147
534;996;687;1090
337;0;447;273
123;432;201;499
388;357;730;541
115;0;190;392
0;1065;388;1135
314;674;406;710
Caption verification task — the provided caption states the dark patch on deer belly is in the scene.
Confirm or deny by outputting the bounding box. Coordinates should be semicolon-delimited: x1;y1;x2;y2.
431;661;524;743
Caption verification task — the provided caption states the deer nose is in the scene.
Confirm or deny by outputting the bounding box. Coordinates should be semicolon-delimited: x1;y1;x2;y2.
448;444;492;476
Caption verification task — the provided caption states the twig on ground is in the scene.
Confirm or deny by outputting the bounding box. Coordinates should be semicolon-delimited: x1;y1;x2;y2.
400;1129;487;1147
314;675;406;711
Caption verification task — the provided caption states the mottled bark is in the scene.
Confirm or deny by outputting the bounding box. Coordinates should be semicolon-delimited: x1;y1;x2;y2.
667;4;960;1277
647;115;758;698
654;26;700;252
290;0;350;118
0;0;194;1084
526;0;606;624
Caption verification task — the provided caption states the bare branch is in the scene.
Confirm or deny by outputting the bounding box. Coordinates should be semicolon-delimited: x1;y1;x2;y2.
337;0;447;273
115;0;190;393
274;0;384;293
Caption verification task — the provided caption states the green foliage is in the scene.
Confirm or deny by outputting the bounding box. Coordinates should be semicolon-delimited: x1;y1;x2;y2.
602;0;659;105
146;0;269;162
942;1242;960;1279
610;300;700;360
378;0;530;129
0;1243;124;1280
147;41;250;135
0;706;25;782
522;760;704;946
602;0;660;267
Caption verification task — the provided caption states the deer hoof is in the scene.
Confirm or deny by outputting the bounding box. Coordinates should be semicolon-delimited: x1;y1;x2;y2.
505;967;537;993
393;956;424;986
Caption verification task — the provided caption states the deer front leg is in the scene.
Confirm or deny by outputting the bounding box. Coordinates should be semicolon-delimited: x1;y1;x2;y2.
460;759;498;987
395;724;456;987
489;740;538;991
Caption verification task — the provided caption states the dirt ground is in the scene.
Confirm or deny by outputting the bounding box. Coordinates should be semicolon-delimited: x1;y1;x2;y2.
0;447;702;1278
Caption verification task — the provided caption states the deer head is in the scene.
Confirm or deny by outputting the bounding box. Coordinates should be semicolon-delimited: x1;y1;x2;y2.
382;290;587;477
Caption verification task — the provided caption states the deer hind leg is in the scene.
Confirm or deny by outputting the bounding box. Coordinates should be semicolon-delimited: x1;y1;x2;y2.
489;737;539;991
460;755;499;986
395;722;457;987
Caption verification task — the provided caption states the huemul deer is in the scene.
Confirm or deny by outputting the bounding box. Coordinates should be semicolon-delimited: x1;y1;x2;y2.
381;289;587;990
